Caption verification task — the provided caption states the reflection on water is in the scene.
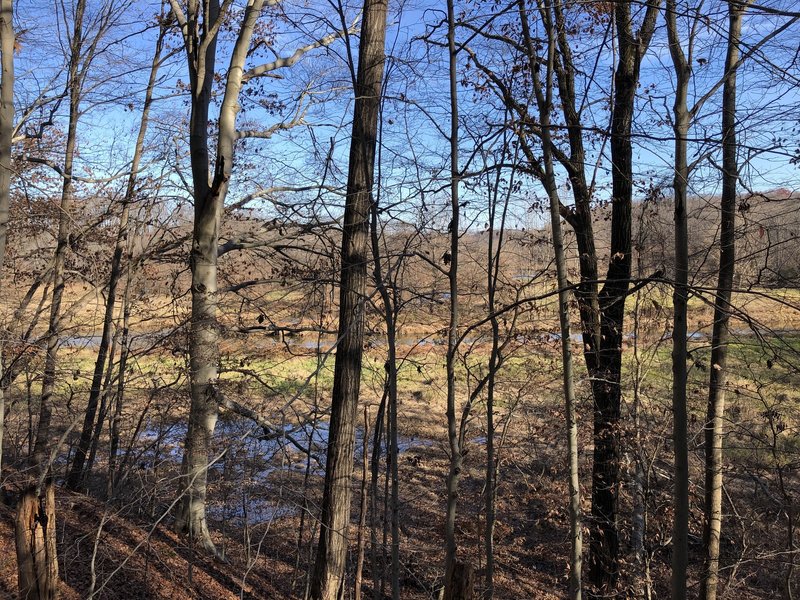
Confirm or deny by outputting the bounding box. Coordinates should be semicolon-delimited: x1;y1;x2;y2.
137;415;433;526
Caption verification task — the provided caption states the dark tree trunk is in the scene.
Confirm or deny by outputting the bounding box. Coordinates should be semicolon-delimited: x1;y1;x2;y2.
311;1;388;597
587;2;659;592
445;560;474;600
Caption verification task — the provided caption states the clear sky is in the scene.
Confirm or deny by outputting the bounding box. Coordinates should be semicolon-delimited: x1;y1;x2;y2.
11;0;800;236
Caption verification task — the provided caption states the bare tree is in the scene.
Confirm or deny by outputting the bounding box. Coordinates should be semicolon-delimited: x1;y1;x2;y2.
16;1;98;595
467;0;658;590
665;0;691;596
0;0;14;480
702;2;750;597
584;2;660;590
443;1;465;597
168;0;343;555
66;12;169;491
311;0;388;597
518;0;583;595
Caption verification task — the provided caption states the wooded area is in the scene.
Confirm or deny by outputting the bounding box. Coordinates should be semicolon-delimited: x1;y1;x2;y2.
0;0;799;598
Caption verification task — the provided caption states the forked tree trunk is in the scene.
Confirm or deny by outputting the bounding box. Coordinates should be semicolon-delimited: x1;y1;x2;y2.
171;0;221;552
311;1;388;597
170;0;265;554
492;1;655;590
702;3;747;598
588;2;659;590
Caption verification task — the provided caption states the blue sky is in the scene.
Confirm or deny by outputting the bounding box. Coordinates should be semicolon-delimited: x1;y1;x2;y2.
11;0;800;237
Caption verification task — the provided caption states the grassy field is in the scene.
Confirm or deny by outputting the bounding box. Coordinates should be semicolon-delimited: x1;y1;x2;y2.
1;272;798;598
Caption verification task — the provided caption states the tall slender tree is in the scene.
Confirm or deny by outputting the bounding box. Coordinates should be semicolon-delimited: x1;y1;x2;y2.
519;0;583;595
311;0;388;597
702;2;749;597
168;0;343;554
443;0;464;597
66;13;168;491
666;0;691;596
16;1;95;595
0;0;14;480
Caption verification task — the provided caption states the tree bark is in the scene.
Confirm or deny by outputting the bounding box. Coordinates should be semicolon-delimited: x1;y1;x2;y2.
445;560;474;600
443;1;464;597
588;2;659;591
702;3;747;598
310;1;387;597
666;1;691;596
15;483;58;600
0;0;14;480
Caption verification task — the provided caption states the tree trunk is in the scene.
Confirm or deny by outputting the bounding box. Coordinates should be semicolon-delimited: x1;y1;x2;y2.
702;3;746;598
311;1;388;597
172;0;264;555
20;2;88;594
369;389;386;600
15;483;58;600
107;279;132;497
588;2;659;591
444;560;474;600
354;407;369;600
172;0;221;552
368;130;400;600
0;0;14;480
66;18;166;490
443;1;463;596
522;0;583;594
666;2;691;596
519;1;592;600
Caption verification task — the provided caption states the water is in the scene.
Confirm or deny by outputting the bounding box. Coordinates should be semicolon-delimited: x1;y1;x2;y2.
137;414;434;525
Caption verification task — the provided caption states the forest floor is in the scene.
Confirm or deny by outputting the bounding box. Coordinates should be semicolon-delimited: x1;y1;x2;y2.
0;284;798;598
